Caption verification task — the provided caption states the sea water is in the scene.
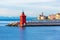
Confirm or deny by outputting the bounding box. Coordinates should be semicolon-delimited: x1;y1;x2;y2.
0;20;60;40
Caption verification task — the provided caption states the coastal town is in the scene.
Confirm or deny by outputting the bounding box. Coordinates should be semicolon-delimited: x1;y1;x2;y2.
6;12;60;27
38;12;60;20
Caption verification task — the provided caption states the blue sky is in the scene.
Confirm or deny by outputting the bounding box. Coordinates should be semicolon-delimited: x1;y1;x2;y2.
0;0;60;17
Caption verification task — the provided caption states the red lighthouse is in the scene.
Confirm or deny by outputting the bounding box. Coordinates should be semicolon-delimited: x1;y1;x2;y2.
20;12;26;27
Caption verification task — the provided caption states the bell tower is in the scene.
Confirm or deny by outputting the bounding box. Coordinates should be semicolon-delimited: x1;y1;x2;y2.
20;11;26;27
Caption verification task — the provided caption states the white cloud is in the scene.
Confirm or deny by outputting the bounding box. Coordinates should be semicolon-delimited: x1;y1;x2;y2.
0;0;56;3
0;0;56;5
0;8;21;17
0;0;59;17
0;0;57;8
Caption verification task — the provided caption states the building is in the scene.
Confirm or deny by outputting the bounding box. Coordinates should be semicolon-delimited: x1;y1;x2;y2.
38;15;45;20
48;14;56;20
38;12;60;20
56;13;60;19
38;12;46;20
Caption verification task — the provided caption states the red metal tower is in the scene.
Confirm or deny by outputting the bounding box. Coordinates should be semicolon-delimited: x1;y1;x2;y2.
20;12;26;27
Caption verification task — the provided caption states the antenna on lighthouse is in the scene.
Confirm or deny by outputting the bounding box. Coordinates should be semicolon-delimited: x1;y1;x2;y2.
21;8;24;12
21;8;25;15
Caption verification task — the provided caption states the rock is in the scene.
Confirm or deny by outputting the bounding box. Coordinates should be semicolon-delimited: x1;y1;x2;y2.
6;22;19;26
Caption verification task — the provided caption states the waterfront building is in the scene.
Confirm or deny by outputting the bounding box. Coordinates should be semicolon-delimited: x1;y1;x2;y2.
56;13;60;19
38;12;60;20
38;12;46;20
48;14;56;20
38;15;45;20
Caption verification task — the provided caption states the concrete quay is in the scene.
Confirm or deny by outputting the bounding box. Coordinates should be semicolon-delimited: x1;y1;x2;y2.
6;22;60;27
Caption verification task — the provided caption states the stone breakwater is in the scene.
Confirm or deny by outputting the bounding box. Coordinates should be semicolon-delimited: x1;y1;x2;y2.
6;22;60;27
6;22;20;26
